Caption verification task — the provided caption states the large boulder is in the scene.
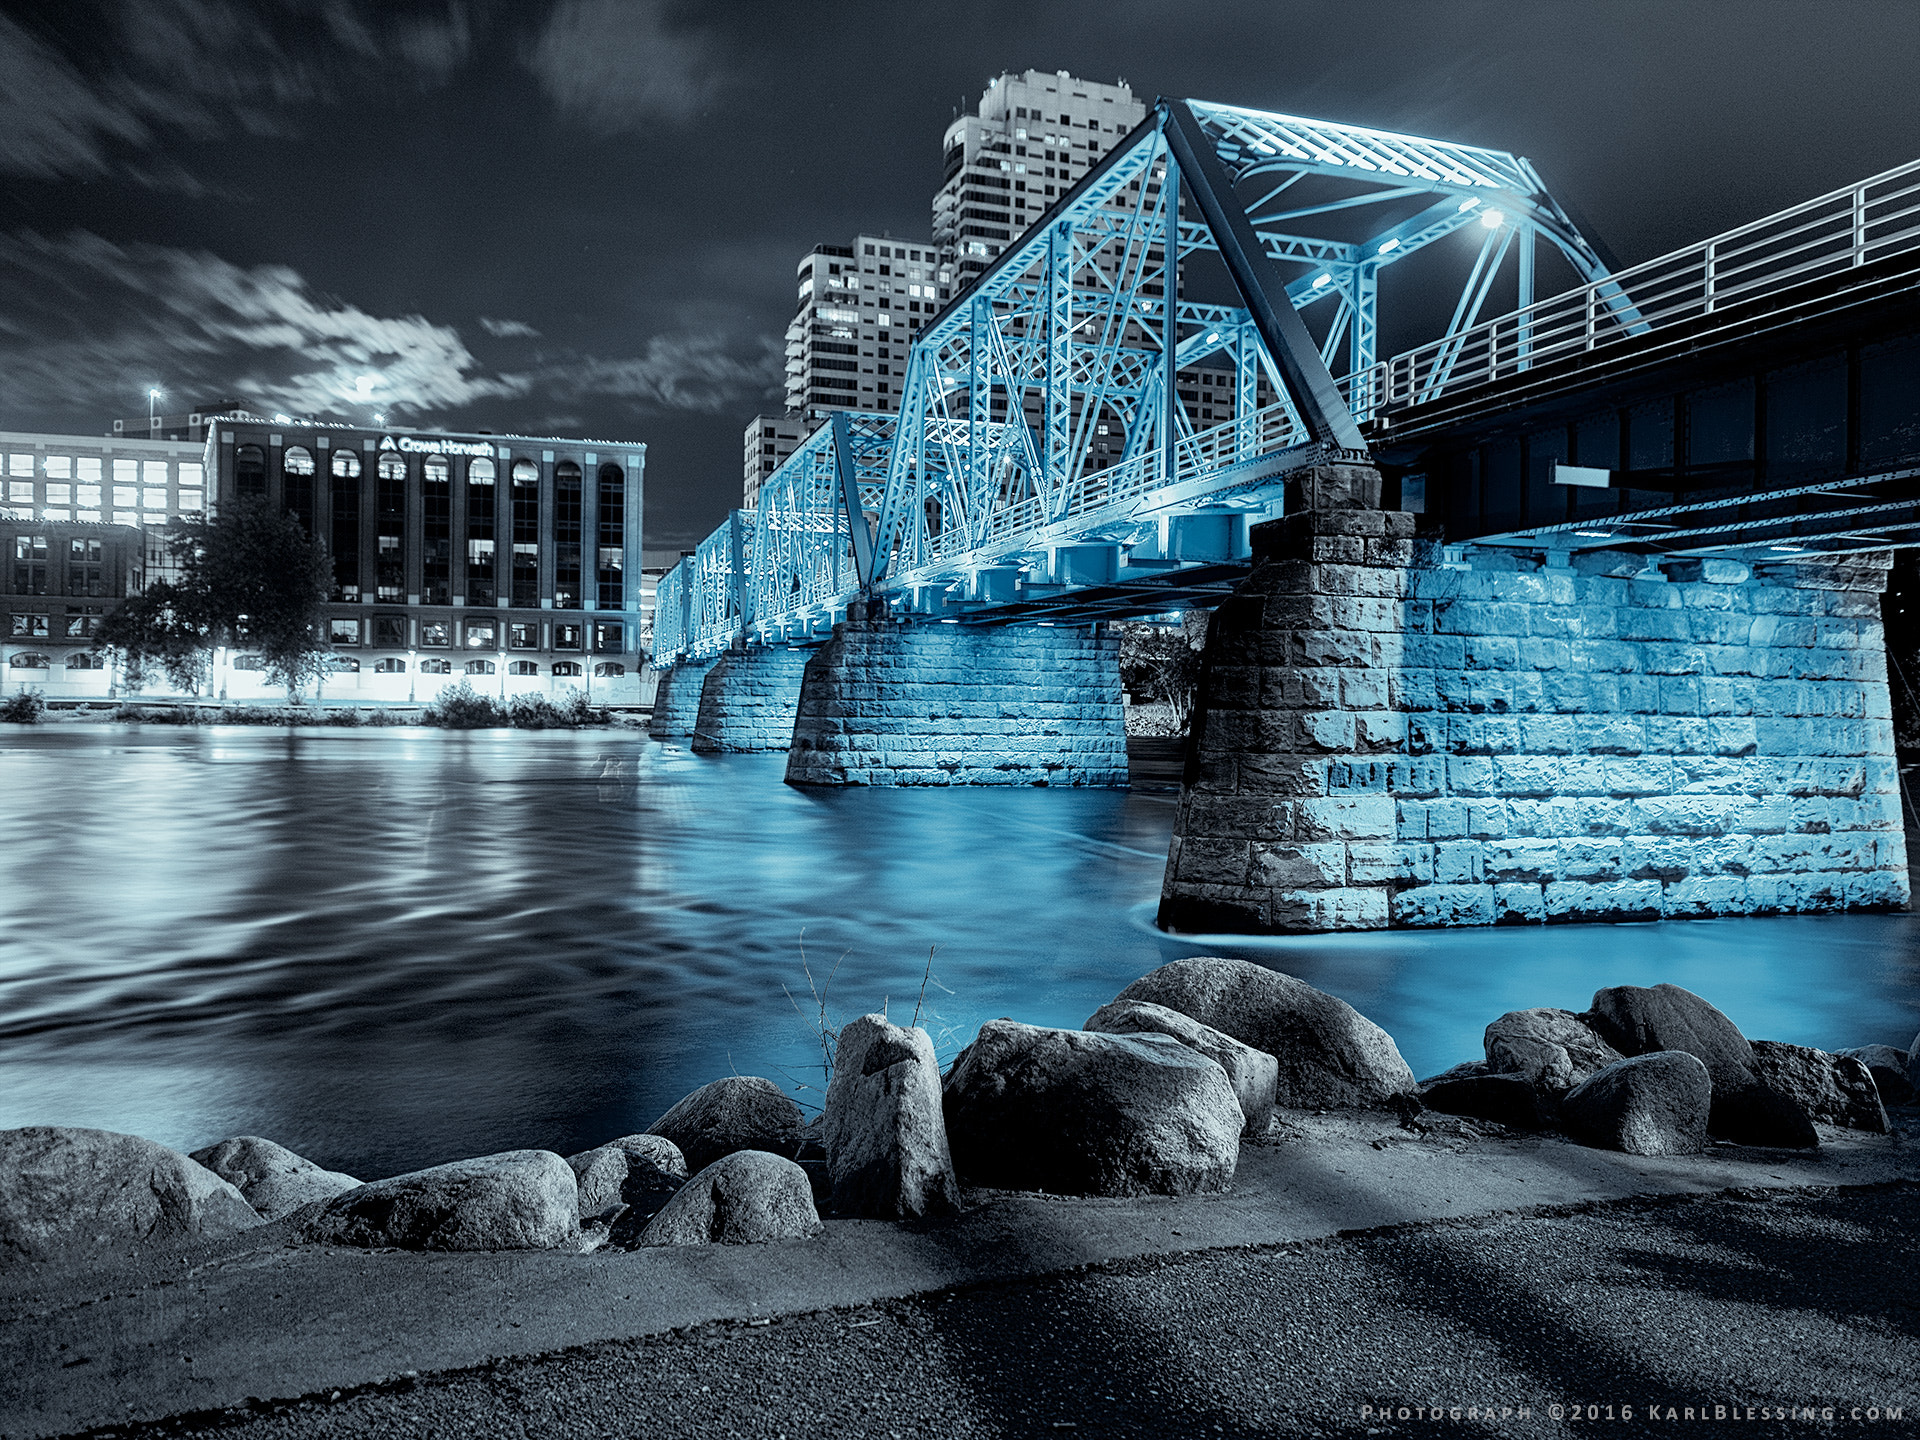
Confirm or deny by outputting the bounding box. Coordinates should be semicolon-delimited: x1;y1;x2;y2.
646;1077;803;1172
1581;984;1754;1088
942;1020;1242;1197
1910;1030;1920;1096
1561;1053;1712;1156
1419;1072;1553;1130
1749;1041;1888;1134
1836;1045;1916;1108
822;1014;959;1220
0;1127;262;1262
304;1150;579;1251
189;1136;361;1221
566;1146;685;1225
1085;999;1278;1136
1581;984;1816;1147
1483;1008;1623;1094
640;1150;822;1246
1113;957;1415;1109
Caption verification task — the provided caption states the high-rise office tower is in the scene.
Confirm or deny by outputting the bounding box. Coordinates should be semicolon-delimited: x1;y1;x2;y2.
743;232;949;508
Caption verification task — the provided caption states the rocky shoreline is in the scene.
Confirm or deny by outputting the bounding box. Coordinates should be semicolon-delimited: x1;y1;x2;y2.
4;959;1916;1270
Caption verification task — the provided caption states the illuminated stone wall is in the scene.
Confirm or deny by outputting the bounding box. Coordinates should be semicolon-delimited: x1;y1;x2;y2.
1161;487;1908;933
691;645;811;752
646;656;717;741
786;610;1128;787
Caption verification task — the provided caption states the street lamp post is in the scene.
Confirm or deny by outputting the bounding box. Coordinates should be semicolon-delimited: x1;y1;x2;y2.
148;388;162;436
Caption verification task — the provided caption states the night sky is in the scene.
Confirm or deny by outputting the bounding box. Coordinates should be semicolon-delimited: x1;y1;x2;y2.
1;1;1915;549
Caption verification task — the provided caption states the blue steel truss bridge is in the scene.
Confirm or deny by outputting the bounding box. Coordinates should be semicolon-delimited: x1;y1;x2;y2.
652;97;1920;666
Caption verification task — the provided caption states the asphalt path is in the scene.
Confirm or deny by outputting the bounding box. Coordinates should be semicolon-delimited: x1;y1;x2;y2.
84;1184;1918;1440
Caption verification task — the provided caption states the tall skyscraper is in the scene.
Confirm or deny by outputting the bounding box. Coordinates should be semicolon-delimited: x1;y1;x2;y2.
933;70;1145;285
743;232;949;508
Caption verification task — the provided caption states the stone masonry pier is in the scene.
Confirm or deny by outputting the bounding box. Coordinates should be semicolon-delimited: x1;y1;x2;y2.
691;645;811;753
786;609;1128;786
1160;464;1909;933
647;656;718;742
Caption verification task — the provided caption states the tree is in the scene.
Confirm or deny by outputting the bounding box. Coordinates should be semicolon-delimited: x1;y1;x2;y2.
95;500;332;700
1117;610;1210;733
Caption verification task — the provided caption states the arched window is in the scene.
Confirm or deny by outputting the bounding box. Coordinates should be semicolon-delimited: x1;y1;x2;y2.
9;652;51;668
377;452;407;482
325;655;361;673
65;652;103;669
283;446;316;476
551;660;582;677
467;456;496;484
465;658;496;675
424;455;448;483
508;659;539;676
232;653;265;671
593;661;625;678
331;448;361;479
419;657;451;674
510;458;538;484
374;657;407;673
235;445;266;498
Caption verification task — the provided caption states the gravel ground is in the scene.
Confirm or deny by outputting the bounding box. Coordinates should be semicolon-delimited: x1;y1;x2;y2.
78;1184;1918;1440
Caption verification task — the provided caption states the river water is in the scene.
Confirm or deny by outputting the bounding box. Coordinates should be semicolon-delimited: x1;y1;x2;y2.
1;726;1915;1181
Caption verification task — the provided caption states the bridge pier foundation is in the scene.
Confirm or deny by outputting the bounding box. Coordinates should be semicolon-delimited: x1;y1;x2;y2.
646;656;718;741
691;644;811;752
785;606;1128;786
1160;464;1908;933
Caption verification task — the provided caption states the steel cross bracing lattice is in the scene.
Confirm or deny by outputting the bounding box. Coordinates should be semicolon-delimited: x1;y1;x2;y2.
652;96;1615;664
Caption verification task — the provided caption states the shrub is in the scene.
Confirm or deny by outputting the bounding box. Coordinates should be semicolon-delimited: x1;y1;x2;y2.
0;689;47;724
505;692;568;729
423;681;507;729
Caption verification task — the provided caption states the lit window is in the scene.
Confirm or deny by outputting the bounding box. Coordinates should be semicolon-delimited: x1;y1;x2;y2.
45;457;71;479
10;614;49;637
329;618;362;644
142;461;167;484
66;652;103;670
113;486;137;506
8;651;51;668
508;660;538;676
325;655;360;674
418;657;451;674
76;458;100;481
374;657;407;673
178;491;203;511
331;449;361;479
378;453;406;482
113;511;138;525
421;622;450;647
46;484;71;505
510;458;538;484
282;447;315;477
465;658;496;675
179;463;202;485
551;660;582;677
231;654;265;671
6;455;32;477
114;459;138;484
143;488;167;509
43;509;70;522
77;511;101;523
7;482;30;502
464;621;496;648
509;623;538;649
77;485;101;506
593;661;625;678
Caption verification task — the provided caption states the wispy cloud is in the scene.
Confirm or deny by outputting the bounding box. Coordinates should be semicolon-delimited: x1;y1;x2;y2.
0;231;525;424
526;0;722;132
479;316;541;339
0;231;783;429
0;2;477;182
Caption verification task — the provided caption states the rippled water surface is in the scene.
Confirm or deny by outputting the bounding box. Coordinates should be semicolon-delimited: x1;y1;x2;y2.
2;725;1915;1180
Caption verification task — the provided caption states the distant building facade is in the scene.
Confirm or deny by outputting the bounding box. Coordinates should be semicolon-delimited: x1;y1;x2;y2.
205;417;647;701
1;429;209;698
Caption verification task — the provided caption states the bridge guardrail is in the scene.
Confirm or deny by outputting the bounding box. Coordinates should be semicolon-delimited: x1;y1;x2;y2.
1345;158;1920;412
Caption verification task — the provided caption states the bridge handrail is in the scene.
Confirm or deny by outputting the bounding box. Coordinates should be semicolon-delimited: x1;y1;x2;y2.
1351;157;1920;411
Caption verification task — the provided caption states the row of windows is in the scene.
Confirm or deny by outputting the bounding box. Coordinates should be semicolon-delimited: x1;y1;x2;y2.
4;455;202;484
0;651;628;678
325;616;625;649
9;606;103;638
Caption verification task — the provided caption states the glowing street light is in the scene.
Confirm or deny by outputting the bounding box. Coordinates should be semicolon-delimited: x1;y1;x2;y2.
147;388;163;432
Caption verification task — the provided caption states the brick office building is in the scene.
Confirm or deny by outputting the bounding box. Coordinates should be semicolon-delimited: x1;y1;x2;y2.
204;417;647;702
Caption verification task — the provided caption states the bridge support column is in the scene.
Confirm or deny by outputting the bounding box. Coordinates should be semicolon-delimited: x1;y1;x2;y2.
786;605;1127;786
691;643;811;752
1160;463;1909;934
646;656;718;741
